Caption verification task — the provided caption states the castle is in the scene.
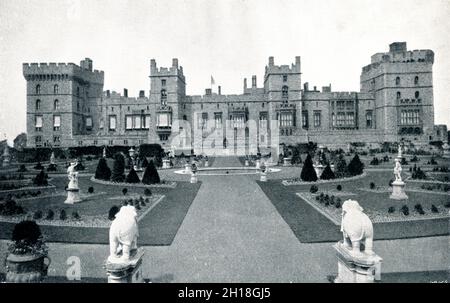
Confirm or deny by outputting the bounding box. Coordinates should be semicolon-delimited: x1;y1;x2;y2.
23;42;447;156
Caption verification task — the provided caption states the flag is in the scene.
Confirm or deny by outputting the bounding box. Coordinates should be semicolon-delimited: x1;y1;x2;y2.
210;75;215;86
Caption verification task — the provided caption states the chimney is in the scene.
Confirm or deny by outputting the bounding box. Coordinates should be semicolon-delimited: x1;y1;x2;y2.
124;88;128;98
172;58;178;68
244;78;247;90
303;82;309;91
295;56;300;66
218;86;221;95
139;90;145;98
150;59;157;74
313;86;317;91
205;88;212;96
268;56;274;66
252;75;257;88
106;90;110;97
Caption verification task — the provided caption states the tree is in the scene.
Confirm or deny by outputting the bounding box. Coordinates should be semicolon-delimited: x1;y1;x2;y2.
33;169;48;186
141;157;149;168
142;160;160;184
320;164;335;180
347;154;364;176
111;153;126;183
300;153;318;182
126;167;140;183
95;158;111;181
13;133;27;151
291;145;302;164
335;154;348;178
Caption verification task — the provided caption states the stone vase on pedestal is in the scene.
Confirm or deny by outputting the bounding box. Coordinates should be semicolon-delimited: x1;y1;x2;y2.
255;159;261;169
162;159;170;169
283;157;292;167
190;171;198;184
260;171;267;182
390;180;408;200
185;163;191;174
5;253;51;283
245;159;249;166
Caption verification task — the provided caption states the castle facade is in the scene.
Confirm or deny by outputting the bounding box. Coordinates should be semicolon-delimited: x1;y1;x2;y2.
23;42;447;155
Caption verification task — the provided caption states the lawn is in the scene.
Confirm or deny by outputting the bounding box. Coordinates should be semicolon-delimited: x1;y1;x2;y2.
258;170;449;243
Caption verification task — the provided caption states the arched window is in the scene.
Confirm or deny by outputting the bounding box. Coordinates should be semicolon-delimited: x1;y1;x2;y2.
35;99;41;110
396;92;401;100
395;77;400;86
36;84;41;95
282;86;289;99
415;91;420;99
183;115;187;121
54;84;59;94
54;99;59;110
414;76;419;85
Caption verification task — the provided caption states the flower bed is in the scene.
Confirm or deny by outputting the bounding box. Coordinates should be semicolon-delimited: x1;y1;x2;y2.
90;176;176;188
282;172;367;186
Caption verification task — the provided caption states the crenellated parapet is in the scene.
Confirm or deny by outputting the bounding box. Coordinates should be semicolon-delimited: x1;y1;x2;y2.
150;58;185;82
23;58;104;85
264;56;301;77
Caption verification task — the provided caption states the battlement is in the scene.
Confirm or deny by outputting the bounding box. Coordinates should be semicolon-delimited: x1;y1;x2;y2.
150;58;185;80
265;56;301;76
23;58;104;84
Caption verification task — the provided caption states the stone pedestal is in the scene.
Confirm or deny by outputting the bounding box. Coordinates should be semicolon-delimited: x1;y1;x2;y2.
190;172;198;183
105;249;144;283
245;159;249;167
205;160;209;167
390;180;408;200
255;159;261;169
283;157;292;167
333;242;382;283
260;171;267;182
64;188;82;204
185;163;191;174
162;159;170;169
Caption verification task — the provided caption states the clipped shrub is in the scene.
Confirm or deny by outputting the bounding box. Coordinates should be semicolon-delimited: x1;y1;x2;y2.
144;188;152;196
347;154;364;176
135;204;141;210
300;153;318;182
335;198;342;208
370;157;380;165
111;153;126;183
336;184;342;191
414;204;425;215
122;188;128;195
17;164;28;172
324;200;330;207
444;202;450;208
47;163;57;172
431;205;439;213
59;209;67;220
108;206;120;220
33;210;43;220
88;186;94;194
142;160;160;184
335;154;348;178
141;157;149;168
33;169;48;186
144;198;150;203
320;164;335;180
34;162;44;170
10;220;45;255
45;209;54;220
126;167;140;183
388;206;395;213
310;185;318;194
95;158;111;181
400;205;409;216
74;162;85;171
370;182;376;190
72;211;81;220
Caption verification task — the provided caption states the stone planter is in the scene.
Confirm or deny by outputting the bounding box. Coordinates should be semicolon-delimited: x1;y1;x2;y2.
5;253;51;283
244;159;249;166
255;159;261;169
283;157;292;166
162;159;170;169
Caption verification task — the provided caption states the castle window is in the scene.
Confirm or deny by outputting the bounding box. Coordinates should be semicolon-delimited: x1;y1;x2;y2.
332;113;336;127
283;74;288;82
395;77;400;86
415;91;420;99
35;99;41;110
35;136;42;145
134;115;142;129
35;115;43;131
157;113;171;127
400;109;420;125
35;85;41;95
77;101;80;111
262;102;265;108
282;86;289;99
214;112;223;129
160;89;167;105
183;115;187;121
414;76;419;85
302;111;308;129
54;84;59;94
53;136;60;144
109;140;114;145
159;134;169;141
279;112;293;128
124;140;128;145
144;114;151;129
217;103;219;109
86;117;93;130
76;87;80;97
396;92;401;100
53;115;61;131
313;111;321;127
54;100;59;111
93;140;98;145
126;116;133;130
99;119;104;129
366;111;373;128
109;115;117;131
198;113;208;129
259;112;268;129
161;79;166;86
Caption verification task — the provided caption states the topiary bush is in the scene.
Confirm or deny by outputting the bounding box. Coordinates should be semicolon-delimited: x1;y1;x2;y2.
17;164;28;172
400;205;409;216
59;209;67;220
300;153;318;182
336;184;342;191
45;209;54;220
122;188;128;195
144;188;152;196
388;206;395;213
111;153;126;183
310;185;318;193
33;169;48;186
126;167;140;183
34;162;43;170
335;154;348;178
47;163;57;172
414;204;425;215
370;182;376;190
108;205;120;220
142;160;160;184
431;205;439;213
335;197;342;208
347;154;364;176
33;210;43;220
88;186;94;194
320;164;335;180
72;211;81;220
9;220;47;255
95;158;111;181
141;157;149;168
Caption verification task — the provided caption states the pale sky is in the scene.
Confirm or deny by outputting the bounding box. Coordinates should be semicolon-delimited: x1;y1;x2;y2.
1;0;449;144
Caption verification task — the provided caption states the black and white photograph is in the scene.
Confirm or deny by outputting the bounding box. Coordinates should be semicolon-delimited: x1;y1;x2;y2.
0;0;449;289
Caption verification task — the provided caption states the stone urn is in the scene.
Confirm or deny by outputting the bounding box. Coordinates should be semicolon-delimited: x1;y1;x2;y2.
162;159;170;169
245;159;249;166
283;157;292;167
5;253;51;283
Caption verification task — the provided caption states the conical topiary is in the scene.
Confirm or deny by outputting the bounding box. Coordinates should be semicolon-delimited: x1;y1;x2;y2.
141;157;149;168
347;154;364;176
33;169;48;186
320;163;335;180
95;158;111;181
335;154;348;178
111;153;125;183
300;153;318;182
142;160;160;184
126;167;140;183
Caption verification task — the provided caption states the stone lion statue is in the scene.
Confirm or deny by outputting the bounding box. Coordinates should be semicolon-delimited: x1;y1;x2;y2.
340;200;374;255
108;205;139;263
